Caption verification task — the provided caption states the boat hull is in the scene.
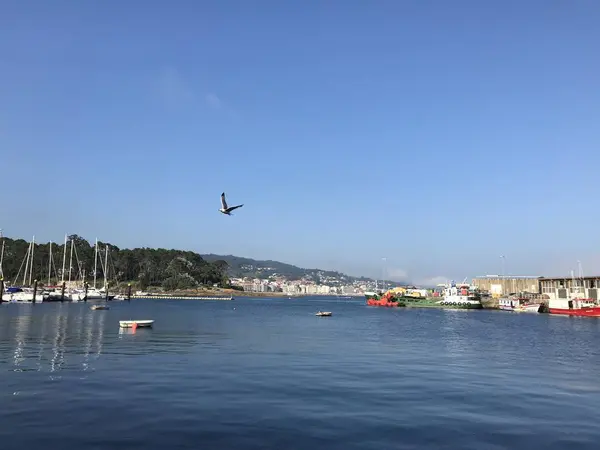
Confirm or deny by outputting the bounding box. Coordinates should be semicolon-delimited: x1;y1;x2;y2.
119;320;154;328
549;307;600;317
500;304;541;313
514;305;541;313
367;300;406;308
403;297;482;309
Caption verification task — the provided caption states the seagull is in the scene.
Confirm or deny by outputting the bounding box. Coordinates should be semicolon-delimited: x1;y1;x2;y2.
219;192;244;215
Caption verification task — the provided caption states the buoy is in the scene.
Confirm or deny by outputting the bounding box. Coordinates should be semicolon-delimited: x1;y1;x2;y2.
132;323;138;331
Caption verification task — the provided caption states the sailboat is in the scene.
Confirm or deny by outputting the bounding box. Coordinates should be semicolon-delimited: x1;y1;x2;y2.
86;238;106;300
86;243;115;301
6;237;47;302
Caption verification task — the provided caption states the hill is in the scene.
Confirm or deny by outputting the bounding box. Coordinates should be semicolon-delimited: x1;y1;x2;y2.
201;253;374;284
0;235;230;290
0;233;393;289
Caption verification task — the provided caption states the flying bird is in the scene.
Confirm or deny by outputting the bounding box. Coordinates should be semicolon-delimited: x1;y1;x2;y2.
219;192;244;215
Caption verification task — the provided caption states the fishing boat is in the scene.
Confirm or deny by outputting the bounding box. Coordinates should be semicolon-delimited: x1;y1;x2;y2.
499;296;541;313
315;311;332;317
548;298;600;317
119;320;154;328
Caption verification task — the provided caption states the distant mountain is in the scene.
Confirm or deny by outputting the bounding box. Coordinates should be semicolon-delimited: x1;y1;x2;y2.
201;253;376;284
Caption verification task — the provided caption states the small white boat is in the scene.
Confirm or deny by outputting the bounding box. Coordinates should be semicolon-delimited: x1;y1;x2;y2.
91;304;110;310
316;311;332;317
119;320;154;328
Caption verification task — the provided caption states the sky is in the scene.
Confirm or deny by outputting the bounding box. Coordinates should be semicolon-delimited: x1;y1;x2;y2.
1;0;600;285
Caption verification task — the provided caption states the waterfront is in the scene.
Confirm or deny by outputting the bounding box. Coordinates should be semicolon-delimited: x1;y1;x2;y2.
1;297;600;449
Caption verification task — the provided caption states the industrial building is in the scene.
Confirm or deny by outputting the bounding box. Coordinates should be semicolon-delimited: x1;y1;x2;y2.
472;274;600;300
539;276;600;300
471;275;541;297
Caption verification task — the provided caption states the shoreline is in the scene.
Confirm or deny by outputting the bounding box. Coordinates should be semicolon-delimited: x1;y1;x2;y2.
127;288;363;299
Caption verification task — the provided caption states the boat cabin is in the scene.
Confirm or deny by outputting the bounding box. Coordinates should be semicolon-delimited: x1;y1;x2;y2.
549;298;597;310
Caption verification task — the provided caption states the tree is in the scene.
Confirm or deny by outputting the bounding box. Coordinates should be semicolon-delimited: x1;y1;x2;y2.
0;235;229;289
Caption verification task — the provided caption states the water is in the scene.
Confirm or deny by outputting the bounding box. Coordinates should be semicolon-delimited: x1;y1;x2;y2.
1;297;600;449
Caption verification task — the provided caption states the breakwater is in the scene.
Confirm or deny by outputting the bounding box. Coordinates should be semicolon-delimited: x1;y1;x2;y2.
132;294;233;300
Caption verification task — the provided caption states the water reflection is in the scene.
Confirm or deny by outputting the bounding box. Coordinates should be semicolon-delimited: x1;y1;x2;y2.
0;303;108;374
50;305;67;373
13;310;31;370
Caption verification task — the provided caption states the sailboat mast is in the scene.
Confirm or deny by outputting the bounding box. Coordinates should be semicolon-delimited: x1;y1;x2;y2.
61;234;67;283
0;229;4;279
68;238;74;283
93;238;98;289
23;242;31;286
48;241;53;285
23;240;31;286
103;245;109;290
29;235;35;286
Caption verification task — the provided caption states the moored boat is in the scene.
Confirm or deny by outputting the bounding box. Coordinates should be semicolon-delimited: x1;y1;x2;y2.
499;296;542;313
365;290;406;307
438;281;483;309
3;287;48;303
316;311;332;317
398;282;483;309
119;320;154;328
548;298;600;317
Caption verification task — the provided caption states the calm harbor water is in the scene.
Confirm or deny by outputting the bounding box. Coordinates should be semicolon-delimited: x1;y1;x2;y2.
1;297;600;449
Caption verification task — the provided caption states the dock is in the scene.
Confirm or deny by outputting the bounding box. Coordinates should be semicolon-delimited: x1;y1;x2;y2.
132;294;234;301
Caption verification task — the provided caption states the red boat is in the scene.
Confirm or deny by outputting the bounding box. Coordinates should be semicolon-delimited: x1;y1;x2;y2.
365;291;406;307
548;298;600;317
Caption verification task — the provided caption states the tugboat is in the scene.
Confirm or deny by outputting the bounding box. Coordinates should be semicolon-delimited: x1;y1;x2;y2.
438;281;483;309
365;290;407;307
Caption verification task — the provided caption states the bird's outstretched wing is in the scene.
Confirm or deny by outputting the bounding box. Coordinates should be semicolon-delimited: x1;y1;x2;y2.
220;192;228;210
227;204;244;212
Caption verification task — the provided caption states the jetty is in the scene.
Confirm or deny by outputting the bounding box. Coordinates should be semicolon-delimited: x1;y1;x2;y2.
132;294;234;301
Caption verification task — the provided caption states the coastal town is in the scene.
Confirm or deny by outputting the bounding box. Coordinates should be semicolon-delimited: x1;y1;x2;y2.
228;275;375;296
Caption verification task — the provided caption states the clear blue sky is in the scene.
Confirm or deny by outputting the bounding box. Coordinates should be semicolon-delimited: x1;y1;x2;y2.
2;1;599;284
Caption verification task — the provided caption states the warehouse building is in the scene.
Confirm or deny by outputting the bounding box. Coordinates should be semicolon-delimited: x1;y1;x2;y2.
471;275;541;297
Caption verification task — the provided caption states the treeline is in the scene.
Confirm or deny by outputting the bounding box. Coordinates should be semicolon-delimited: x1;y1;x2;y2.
0;234;230;290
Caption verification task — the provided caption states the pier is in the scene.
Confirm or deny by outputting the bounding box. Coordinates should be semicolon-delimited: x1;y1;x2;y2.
132;294;234;301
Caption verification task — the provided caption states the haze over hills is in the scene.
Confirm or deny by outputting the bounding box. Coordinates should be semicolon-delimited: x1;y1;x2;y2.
201;253;400;286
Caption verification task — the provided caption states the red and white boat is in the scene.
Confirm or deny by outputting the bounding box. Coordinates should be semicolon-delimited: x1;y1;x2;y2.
548;297;600;317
